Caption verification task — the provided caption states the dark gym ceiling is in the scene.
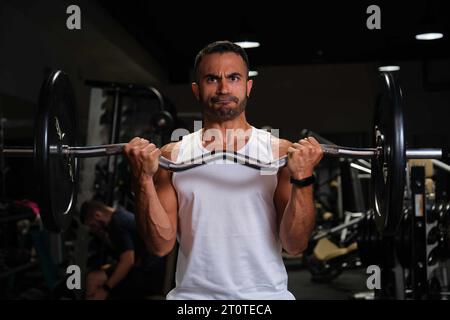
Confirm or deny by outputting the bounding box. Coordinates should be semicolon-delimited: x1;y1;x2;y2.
97;1;450;84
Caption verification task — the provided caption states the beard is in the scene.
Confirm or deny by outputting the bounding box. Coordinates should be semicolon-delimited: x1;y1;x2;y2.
201;94;247;121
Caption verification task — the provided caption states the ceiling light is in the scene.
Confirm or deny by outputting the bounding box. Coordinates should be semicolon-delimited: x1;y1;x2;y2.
248;70;258;77
234;41;260;49
415;32;444;40
378;65;400;72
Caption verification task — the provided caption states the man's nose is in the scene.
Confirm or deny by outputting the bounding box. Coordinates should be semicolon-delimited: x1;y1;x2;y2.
216;79;230;95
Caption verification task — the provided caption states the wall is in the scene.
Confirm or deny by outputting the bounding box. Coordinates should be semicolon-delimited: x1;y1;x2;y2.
0;0;166;141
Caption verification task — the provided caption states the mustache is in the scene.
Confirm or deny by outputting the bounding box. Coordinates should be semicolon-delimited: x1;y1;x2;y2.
210;96;239;104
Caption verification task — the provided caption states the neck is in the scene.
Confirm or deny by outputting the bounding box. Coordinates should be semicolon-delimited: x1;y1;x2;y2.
203;112;250;131
201;114;252;151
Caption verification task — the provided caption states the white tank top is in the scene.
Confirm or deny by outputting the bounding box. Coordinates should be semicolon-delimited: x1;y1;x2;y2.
166;126;295;300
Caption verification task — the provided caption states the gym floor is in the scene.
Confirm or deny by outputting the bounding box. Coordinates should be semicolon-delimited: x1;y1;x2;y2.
285;258;370;300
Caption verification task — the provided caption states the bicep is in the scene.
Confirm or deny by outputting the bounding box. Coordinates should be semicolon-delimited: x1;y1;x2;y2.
153;168;178;230
272;139;293;226
273;167;292;226
118;250;135;265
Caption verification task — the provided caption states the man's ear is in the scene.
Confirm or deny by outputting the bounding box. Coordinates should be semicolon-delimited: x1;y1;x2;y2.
192;82;200;101
246;79;253;97
94;211;102;220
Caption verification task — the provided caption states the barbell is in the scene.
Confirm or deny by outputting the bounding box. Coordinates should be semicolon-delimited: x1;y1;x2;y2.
0;70;448;235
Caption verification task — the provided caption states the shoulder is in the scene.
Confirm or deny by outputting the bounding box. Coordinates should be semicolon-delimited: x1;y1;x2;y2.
113;208;134;226
271;137;293;158
160;141;181;162
155;141;182;178
159;129;200;161
116;207;134;219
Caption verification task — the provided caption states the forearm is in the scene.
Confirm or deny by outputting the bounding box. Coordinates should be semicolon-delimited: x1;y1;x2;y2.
134;177;176;256
106;257;133;289
279;185;316;255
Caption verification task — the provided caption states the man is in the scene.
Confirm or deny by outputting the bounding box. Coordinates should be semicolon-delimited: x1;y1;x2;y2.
123;41;323;299
80;200;165;299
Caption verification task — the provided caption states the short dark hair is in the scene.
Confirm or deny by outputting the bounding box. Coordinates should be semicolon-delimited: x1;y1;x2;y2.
79;200;107;224
194;40;250;80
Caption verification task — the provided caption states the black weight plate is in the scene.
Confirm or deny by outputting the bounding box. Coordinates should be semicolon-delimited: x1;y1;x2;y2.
372;72;406;236
151;110;174;132
34;70;78;232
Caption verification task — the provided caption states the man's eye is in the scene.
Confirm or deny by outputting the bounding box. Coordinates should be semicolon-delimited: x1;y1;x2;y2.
207;77;217;83
230;76;240;81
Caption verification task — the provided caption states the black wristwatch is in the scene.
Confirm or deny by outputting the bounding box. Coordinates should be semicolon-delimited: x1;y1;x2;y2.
102;283;112;293
290;175;315;188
